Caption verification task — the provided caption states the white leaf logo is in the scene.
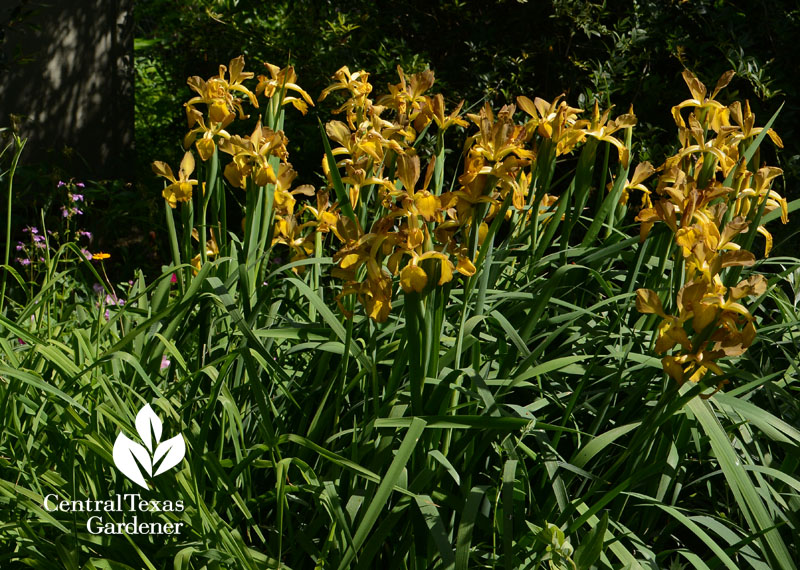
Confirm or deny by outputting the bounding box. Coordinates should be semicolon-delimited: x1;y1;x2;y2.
153;434;186;476
113;432;151;489
135;403;162;452
113;404;185;489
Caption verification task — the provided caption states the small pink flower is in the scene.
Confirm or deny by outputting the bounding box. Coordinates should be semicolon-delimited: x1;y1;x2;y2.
160;355;171;369
170;273;178;283
104;294;124;306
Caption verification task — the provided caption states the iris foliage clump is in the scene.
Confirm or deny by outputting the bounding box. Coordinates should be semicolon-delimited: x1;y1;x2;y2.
1;54;799;570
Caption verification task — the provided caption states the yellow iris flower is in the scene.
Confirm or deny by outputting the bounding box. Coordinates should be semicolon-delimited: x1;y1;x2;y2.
219;121;289;188
256;63;315;115
319;66;377;129
576;101;637;168
671;70;733;131
152;151;198;208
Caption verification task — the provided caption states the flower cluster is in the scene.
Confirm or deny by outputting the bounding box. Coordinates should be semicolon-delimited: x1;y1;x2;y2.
15;226;47;267
59;180;85;218
634;70;787;386
15;181;102;274
152;56;315;272
154;57;637;323
153;56;313;208
311;66;635;321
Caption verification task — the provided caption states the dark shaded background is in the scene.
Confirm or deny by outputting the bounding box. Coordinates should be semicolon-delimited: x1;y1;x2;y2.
1;0;134;178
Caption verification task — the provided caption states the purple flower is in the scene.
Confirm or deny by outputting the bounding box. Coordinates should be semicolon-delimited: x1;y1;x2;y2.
33;234;45;243
61;206;83;218
76;182;85;188
70;193;84;202
81;249;93;260
57;181;66;187
78;230;92;239
16;258;31;266
100;295;124;320
160;355;171;370
15;243;24;251
92;283;104;294
22;226;38;234
104;294;124;307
